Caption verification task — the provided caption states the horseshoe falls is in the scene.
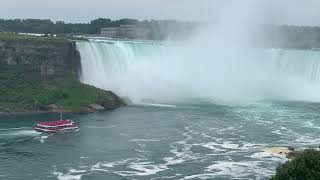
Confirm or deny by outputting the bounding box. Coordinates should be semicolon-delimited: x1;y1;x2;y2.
3;39;320;180
76;39;320;104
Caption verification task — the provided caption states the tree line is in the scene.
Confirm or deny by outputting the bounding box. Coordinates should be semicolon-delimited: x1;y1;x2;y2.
1;18;320;48
252;24;320;49
0;18;198;41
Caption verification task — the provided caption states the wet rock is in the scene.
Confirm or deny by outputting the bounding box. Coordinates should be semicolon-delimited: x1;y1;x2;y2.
88;104;105;111
262;146;308;159
100;92;126;110
263;147;293;156
288;147;295;151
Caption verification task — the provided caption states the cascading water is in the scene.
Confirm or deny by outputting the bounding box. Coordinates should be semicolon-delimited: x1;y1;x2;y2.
77;40;162;91
268;49;320;82
77;39;320;104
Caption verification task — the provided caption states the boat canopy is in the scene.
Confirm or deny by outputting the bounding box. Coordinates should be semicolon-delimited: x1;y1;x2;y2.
38;120;73;127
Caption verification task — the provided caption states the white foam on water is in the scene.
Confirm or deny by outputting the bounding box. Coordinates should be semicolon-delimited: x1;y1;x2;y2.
206;161;274;179
39;135;49;143
135;103;178;108
179;173;216;180
219;141;240;149
92;158;169;177
123;161;168;176
91;158;135;171
163;157;185;165
0;130;40;137
200;141;242;152
53;172;83;180
167;143;198;161
271;129;283;135
200;132;211;138
0;127;29;131
295;135;320;146
303;121;320;129
68;169;87;174
130;139;161;142
201;142;225;152
242;142;267;148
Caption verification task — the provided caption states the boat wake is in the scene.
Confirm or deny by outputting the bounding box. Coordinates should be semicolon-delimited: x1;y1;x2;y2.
135;103;178;108
0;128;40;138
0;127;41;146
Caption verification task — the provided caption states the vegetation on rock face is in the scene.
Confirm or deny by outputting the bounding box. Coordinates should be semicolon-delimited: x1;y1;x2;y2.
271;149;320;180
0;64;123;114
0;33;69;43
0;32;123;115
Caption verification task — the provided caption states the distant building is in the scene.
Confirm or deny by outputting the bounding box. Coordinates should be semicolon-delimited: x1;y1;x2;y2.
101;25;148;39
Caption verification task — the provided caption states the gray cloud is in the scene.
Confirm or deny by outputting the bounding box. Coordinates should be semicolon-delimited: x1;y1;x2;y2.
0;0;319;25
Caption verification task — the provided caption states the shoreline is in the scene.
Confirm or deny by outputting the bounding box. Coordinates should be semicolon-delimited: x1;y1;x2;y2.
0;103;125;117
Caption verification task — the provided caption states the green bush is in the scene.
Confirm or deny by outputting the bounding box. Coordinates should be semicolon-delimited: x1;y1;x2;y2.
271;149;320;180
0;64;117;112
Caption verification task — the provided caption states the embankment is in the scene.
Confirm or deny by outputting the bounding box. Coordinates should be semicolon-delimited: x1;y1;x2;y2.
0;34;125;115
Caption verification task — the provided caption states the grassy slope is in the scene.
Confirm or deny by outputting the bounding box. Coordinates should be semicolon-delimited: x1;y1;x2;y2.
0;33;68;43
0;64;114;112
0;33;88;43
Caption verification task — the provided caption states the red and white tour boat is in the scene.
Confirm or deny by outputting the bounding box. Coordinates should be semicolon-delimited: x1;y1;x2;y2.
35;113;78;133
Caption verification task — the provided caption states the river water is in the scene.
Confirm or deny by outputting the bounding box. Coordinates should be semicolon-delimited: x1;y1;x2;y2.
2;39;320;179
1;101;320;179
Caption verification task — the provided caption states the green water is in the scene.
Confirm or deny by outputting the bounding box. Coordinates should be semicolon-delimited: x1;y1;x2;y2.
1;102;320;179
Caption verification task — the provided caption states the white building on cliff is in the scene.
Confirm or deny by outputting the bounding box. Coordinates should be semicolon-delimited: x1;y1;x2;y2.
101;25;148;39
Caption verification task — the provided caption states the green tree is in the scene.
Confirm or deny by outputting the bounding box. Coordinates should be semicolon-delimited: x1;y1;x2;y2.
271;149;320;180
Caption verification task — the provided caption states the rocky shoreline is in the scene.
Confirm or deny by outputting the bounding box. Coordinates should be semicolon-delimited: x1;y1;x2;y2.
262;146;320;159
0;90;126;116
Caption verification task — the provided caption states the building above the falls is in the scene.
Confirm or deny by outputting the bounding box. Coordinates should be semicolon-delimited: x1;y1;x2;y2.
101;25;148;39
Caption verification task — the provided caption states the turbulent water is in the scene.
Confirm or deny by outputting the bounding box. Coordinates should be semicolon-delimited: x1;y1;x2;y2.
1;102;320;179
1;39;320;179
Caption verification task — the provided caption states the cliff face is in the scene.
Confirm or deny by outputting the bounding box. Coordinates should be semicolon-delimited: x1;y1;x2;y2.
0;35;125;115
0;38;80;82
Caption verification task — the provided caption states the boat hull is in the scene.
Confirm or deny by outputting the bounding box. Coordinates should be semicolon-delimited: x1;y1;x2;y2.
35;126;78;133
34;120;79;133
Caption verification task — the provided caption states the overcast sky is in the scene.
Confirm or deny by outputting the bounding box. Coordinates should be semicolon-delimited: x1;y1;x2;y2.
0;0;319;26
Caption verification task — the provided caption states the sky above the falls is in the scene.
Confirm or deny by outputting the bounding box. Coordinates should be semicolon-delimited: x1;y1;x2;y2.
1;0;320;26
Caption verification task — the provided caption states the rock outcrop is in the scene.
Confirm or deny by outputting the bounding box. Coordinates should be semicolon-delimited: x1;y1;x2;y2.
100;91;126;110
0;36;80;83
0;35;125;115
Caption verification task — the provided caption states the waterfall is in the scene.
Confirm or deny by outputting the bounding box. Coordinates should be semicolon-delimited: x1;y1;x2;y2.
76;39;320;104
269;49;320;82
76;40;167;103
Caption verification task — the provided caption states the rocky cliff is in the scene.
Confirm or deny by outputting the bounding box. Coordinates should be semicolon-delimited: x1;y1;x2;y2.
0;35;80;83
0;34;125;115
